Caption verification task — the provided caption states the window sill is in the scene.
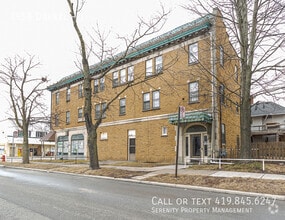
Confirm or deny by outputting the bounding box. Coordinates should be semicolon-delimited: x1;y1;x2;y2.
188;61;199;66
188;101;199;104
145;72;162;79
112;81;133;88
142;107;161;112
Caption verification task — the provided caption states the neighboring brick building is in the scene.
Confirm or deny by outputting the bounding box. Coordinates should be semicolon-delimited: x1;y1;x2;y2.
47;9;240;163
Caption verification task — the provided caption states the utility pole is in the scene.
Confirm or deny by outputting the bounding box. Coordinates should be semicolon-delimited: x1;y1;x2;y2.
175;106;185;178
175;106;181;178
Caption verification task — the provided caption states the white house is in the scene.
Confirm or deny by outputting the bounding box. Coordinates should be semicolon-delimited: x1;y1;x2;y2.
251;102;285;142
0;119;55;157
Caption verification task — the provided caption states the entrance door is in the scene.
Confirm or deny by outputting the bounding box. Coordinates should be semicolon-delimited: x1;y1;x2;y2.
128;130;136;161
185;136;190;157
191;134;201;157
129;138;136;161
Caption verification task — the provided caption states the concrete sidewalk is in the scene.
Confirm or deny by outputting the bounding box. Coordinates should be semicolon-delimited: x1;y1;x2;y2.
112;164;285;181
4;160;285;181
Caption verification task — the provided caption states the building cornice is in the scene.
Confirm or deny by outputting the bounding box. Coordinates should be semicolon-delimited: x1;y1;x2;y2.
47;15;213;92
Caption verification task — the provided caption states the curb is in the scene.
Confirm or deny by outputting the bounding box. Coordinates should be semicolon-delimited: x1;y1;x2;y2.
2;165;285;201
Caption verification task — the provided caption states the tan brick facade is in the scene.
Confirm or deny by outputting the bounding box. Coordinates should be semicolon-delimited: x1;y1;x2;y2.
48;9;240;163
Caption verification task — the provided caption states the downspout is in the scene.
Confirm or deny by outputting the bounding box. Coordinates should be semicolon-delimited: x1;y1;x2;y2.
210;12;218;159
50;91;57;159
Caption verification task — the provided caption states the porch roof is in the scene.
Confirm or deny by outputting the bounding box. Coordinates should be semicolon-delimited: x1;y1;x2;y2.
168;112;212;125
40;131;55;142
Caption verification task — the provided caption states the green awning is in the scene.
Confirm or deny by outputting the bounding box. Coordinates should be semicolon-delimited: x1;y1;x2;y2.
71;134;84;140
169;112;212;125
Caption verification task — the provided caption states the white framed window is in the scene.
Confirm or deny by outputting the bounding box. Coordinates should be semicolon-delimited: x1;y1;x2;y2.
95;103;107;119
71;137;84;155
100;132;108;140
143;92;150;111
95;104;101;119
189;43;198;64
155;56;163;74
100;77;105;91
143;91;160;111
94;77;105;93
113;67;134;87
94;79;99;93
120;69;126;84
220;45;224;66
161;126;168;136
189;81;199;103
152;90;160;109
146;59;153;77
78;84;83;98
128;66;134;81
102;102;107;118
66;87;71;102
113;71;119;87
71;134;84;155
78;108;83;120
66;111;70;124
146;56;163;77
119;98;126;115
222;123;226;144
55;92;60;105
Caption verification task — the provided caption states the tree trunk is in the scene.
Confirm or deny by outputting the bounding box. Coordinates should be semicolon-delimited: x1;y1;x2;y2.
240;66;252;159
87;128;100;169
22;125;30;164
240;100;252;159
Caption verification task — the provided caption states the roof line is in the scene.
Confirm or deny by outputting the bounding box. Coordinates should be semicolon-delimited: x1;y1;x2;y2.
47;14;213;92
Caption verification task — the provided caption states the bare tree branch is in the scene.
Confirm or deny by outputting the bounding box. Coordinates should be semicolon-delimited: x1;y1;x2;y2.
0;54;48;164
66;0;169;169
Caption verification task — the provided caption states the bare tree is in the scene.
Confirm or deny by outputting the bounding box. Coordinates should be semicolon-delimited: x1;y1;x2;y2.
0;54;48;164
184;0;285;159
66;0;169;169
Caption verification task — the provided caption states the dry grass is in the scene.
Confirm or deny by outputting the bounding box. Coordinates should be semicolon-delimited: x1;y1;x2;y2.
105;161;171;167
1;162;147;179
146;174;285;195
32;159;89;164
189;162;285;174
50;166;147;178
2;161;285;195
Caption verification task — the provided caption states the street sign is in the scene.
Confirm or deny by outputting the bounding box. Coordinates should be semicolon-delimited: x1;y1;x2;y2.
180;106;185;119
13;131;18;138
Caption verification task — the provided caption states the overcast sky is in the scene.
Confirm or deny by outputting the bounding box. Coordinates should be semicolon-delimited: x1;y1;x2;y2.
0;0;192;125
0;0;191;82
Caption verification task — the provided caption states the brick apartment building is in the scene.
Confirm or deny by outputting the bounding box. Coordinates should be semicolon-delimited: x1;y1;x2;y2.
47;9;240;163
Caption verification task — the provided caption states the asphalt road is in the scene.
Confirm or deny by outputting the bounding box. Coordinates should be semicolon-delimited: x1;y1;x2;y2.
0;167;284;220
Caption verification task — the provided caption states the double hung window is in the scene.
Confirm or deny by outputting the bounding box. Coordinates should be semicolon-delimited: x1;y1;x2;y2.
189;43;198;64
66;87;71;102
189;82;199;103
145;56;163;77
143;90;160;111
119;98;126;115
66;111;70;124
